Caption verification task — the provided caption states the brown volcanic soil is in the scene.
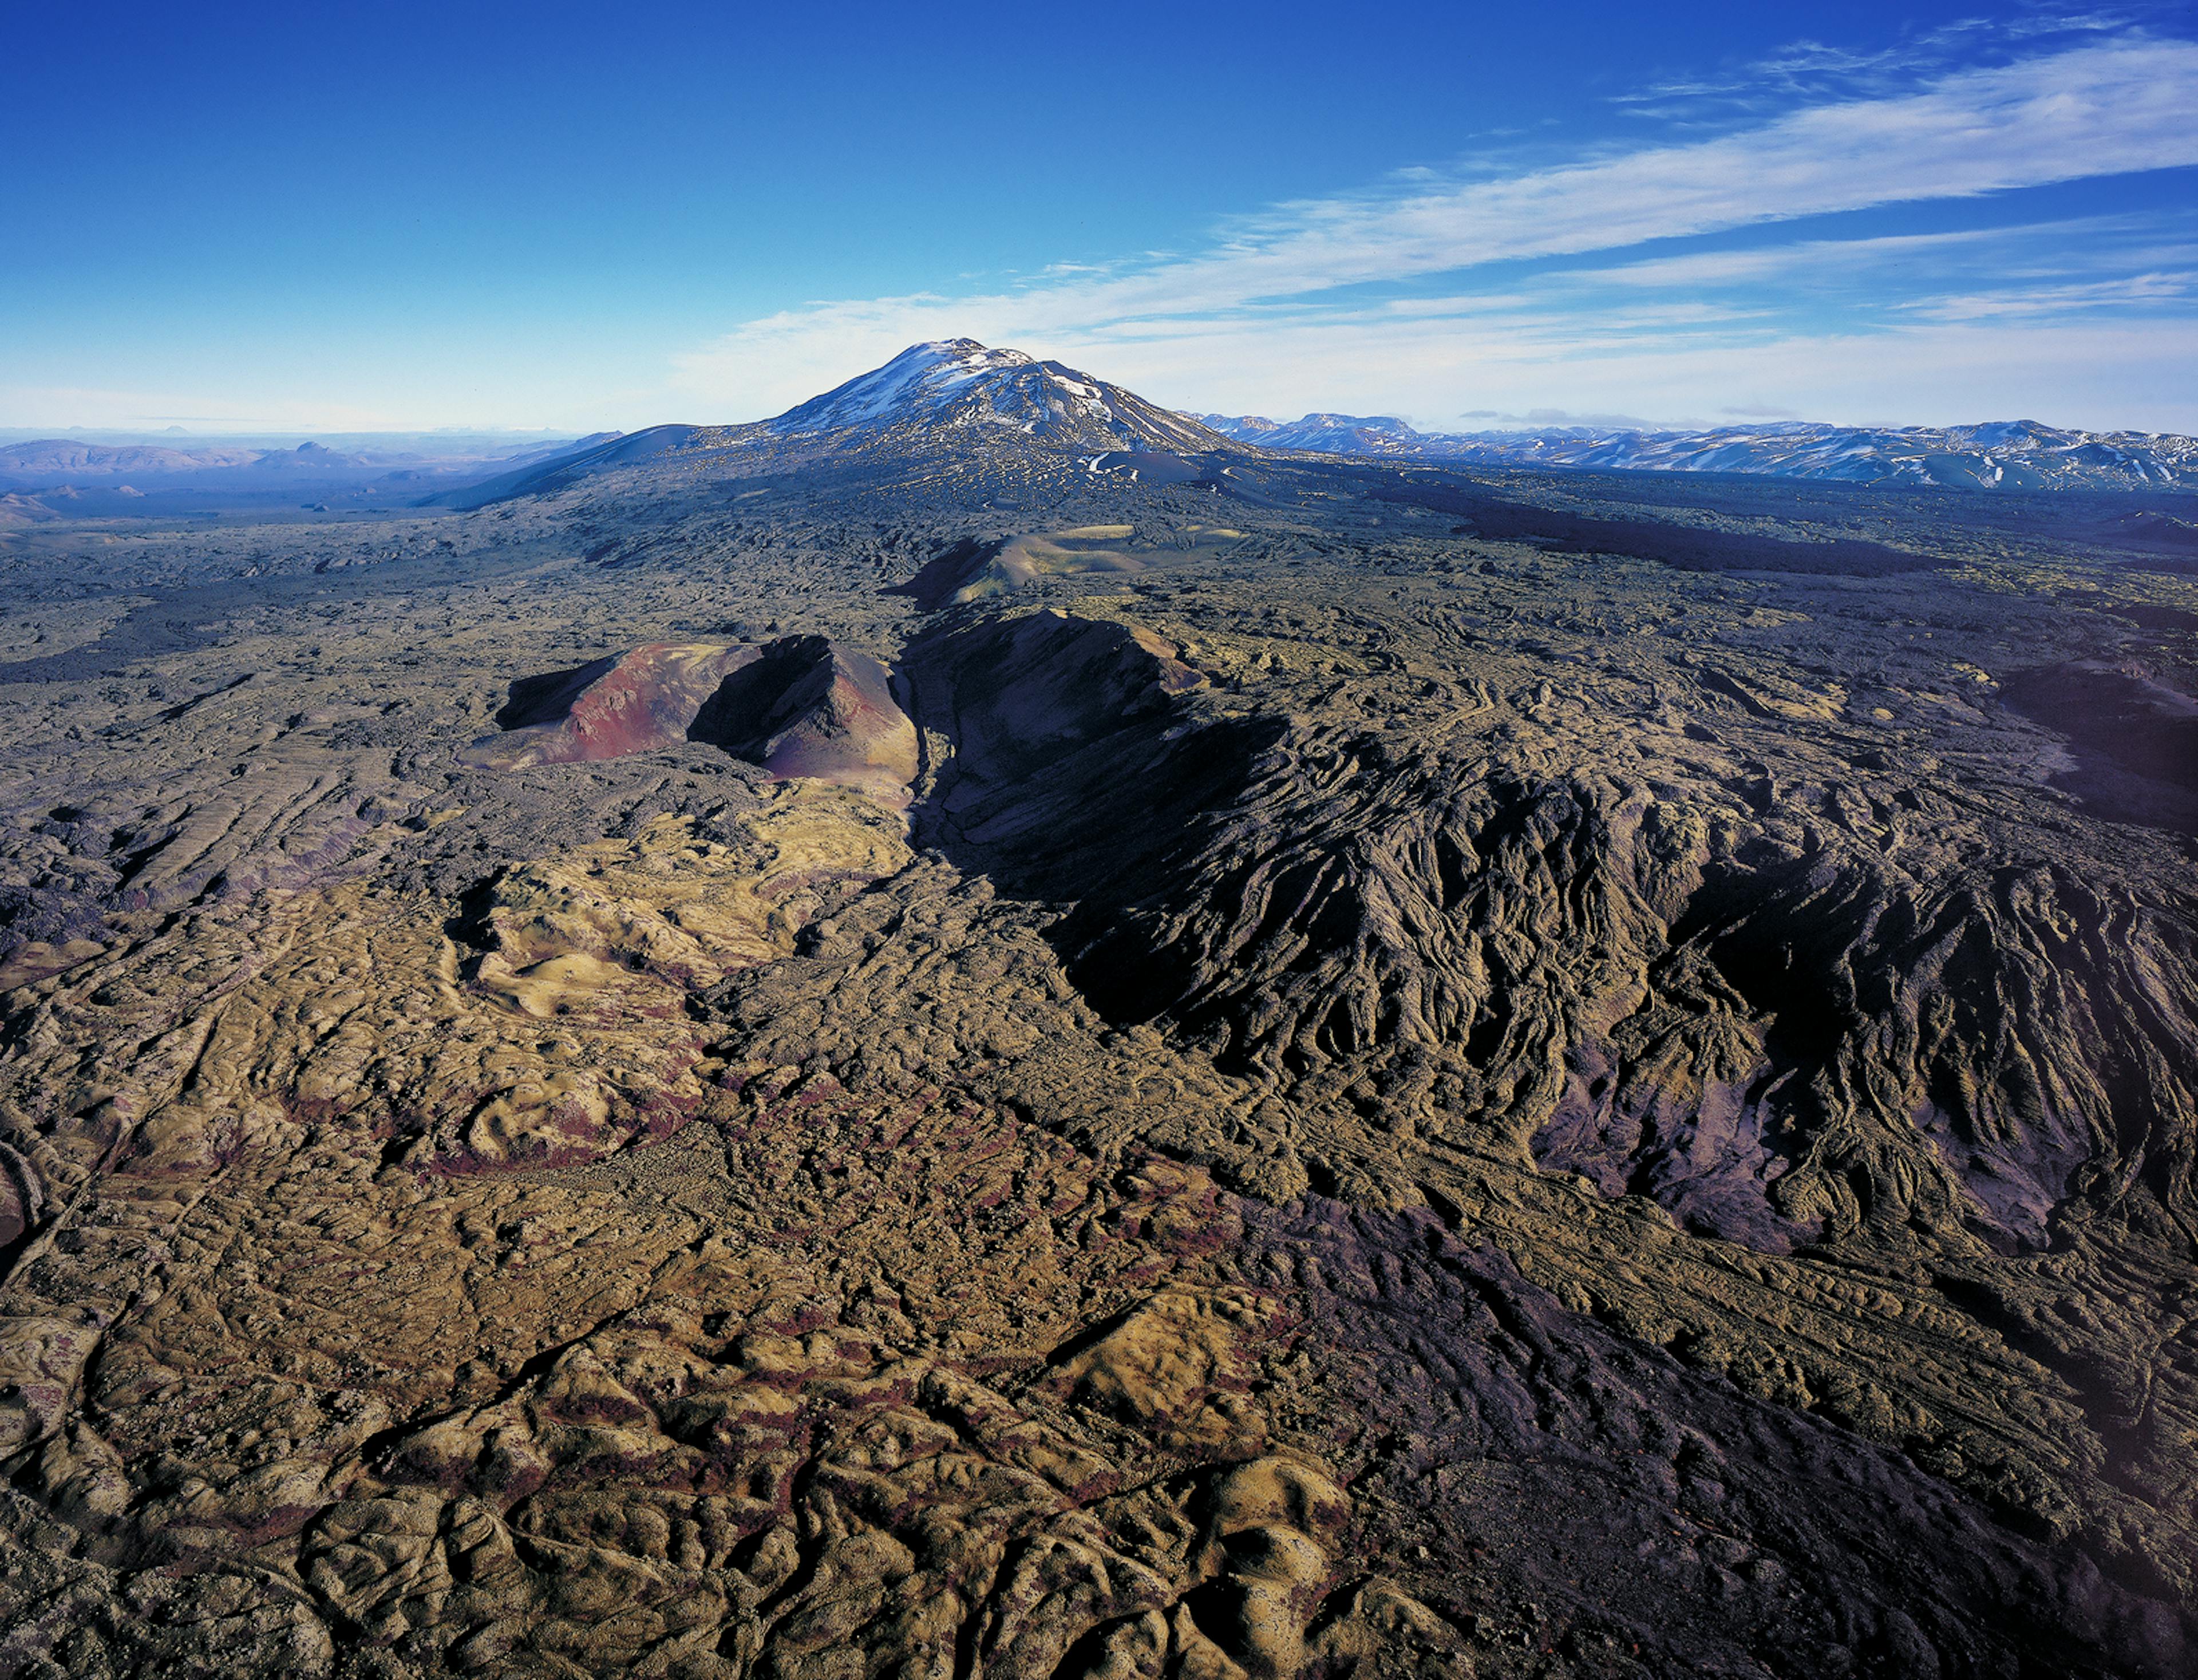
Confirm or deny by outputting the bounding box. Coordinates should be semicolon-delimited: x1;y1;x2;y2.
2;445;2197;1678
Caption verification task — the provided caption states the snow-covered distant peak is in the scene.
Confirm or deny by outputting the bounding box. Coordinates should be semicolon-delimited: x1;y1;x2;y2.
769;339;1230;455
1197;413;1425;453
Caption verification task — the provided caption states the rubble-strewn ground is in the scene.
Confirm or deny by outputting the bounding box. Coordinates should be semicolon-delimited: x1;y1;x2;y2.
3;440;2196;1678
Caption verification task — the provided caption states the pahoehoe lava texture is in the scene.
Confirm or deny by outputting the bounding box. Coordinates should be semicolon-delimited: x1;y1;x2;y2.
2;392;2198;1679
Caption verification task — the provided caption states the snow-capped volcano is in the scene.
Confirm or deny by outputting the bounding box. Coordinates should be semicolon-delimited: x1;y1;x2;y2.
771;339;1228;454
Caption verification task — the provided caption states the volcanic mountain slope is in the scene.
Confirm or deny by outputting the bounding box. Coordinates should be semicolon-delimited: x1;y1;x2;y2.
1199;411;2198;491
2;357;2198;1678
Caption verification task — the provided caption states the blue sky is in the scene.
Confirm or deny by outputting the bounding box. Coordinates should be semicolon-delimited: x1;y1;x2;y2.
4;1;2196;434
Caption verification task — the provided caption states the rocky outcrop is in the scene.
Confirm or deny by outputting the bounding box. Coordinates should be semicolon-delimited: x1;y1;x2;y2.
466;642;762;769
468;637;920;805
687;635;919;808
903;607;1235;888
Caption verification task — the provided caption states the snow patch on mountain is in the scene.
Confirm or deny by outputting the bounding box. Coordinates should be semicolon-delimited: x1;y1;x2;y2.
774;341;1035;430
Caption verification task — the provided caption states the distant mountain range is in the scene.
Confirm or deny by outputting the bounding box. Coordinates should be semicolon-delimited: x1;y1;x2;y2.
496;346;2198;497
1193;412;2198;491
0;433;614;503
13;344;2195;512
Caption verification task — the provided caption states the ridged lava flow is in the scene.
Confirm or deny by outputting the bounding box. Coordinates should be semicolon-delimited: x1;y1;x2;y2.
8;340;2198;1680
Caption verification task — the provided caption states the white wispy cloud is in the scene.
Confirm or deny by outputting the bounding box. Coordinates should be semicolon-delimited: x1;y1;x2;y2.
1551;215;2198;309
1574;226;2038;290
1609;8;2154;116
1902;270;2198;320
673;33;2198;431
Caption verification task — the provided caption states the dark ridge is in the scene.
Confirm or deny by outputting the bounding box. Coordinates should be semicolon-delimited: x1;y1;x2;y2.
2118;603;2198;634
884;537;1005;611
902;608;1279;907
1369;479;1940;575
